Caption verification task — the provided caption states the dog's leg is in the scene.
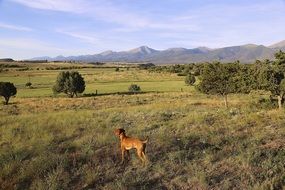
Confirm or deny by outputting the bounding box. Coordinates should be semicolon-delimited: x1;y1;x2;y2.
141;145;147;162
137;149;145;163
121;149;125;164
126;150;130;161
142;151;147;161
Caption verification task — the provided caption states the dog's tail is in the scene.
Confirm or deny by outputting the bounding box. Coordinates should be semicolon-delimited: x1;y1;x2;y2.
142;137;148;144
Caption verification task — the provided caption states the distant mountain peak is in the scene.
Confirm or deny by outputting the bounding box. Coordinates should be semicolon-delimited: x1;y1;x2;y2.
129;46;156;54
99;50;114;56
196;46;212;52
197;46;211;50
242;44;260;48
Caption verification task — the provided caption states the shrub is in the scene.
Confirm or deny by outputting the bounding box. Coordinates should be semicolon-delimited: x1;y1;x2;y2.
128;84;141;93
53;71;85;98
25;82;32;88
177;73;187;76
249;97;277;110
185;73;196;85
138;63;155;69
0;82;17;105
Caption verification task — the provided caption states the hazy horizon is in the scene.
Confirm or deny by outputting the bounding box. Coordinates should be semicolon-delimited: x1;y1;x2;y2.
1;0;285;59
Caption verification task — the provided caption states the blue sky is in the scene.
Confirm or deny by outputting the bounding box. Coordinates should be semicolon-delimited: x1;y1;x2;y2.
1;0;285;59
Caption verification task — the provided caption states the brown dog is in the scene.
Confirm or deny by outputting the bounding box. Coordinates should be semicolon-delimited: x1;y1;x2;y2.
114;128;148;164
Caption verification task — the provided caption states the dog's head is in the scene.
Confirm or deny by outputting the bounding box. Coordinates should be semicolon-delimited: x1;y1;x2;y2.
114;128;125;137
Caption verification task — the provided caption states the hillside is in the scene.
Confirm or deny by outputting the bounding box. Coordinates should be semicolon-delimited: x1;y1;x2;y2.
269;40;285;51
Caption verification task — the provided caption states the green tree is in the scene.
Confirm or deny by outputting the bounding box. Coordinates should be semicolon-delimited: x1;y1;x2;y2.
251;51;285;109
197;62;237;108
254;63;284;109
274;50;285;66
234;64;254;93
128;84;141;93
278;79;285;108
185;73;196;85
0;82;17;105
53;71;85;98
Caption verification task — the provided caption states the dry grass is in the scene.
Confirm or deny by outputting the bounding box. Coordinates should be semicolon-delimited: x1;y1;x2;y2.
0;65;285;189
0;92;285;189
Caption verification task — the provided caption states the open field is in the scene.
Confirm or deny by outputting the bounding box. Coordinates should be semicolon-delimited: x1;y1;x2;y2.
0;63;285;189
0;65;191;97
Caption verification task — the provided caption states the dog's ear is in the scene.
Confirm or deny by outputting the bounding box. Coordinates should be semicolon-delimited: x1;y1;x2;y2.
120;128;125;134
114;128;125;136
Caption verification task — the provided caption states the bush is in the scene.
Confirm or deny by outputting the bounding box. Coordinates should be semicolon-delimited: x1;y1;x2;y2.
53;71;85;98
249;97;277;110
138;63;155;69
185;73;196;85
25;82;32;88
128;84;141;93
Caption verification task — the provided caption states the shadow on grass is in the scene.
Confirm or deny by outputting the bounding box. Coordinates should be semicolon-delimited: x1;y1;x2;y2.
83;91;162;97
1;102;17;105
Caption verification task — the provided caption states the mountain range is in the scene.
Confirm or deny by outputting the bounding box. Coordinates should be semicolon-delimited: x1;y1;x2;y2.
32;40;285;64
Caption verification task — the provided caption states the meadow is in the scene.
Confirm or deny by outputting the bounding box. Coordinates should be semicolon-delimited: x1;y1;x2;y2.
0;62;285;190
0;64;189;97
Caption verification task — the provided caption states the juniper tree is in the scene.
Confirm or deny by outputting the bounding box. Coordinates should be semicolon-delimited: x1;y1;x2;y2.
53;71;85;98
185;73;196;85
252;51;285;109
0;82;17;105
197;62;239;108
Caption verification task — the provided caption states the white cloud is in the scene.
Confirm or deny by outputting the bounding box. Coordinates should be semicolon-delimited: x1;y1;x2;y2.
56;30;99;44
10;0;149;28
10;0;87;13
55;28;140;50
0;22;33;31
10;0;199;32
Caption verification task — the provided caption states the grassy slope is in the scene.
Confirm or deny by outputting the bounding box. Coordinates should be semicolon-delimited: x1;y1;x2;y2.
0;66;285;189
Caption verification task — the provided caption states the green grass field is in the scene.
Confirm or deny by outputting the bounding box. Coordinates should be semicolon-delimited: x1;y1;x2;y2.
0;63;285;189
0;67;192;97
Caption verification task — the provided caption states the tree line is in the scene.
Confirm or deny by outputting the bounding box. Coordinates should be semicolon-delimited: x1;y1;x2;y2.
196;51;285;109
145;51;285;109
